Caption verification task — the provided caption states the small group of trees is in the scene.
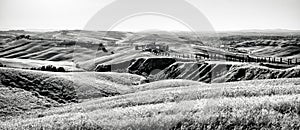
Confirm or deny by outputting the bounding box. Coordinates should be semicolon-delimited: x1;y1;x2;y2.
31;65;66;72
16;35;30;40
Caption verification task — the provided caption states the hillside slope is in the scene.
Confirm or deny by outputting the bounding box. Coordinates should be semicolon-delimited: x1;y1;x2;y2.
0;67;144;119
1;78;300;129
154;61;300;83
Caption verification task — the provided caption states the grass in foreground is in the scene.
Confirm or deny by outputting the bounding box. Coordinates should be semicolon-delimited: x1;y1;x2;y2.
1;94;299;129
33;78;300;117
1;78;300;129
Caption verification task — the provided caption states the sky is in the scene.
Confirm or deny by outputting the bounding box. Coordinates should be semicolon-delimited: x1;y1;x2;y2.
0;0;299;32
110;15;192;32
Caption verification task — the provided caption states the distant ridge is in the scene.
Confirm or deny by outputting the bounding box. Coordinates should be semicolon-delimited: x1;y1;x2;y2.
225;29;300;33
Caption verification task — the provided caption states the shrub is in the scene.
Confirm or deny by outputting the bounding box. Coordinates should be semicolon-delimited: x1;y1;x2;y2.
41;66;46;71
57;67;66;72
102;47;108;52
15;35;30;40
45;65;57;72
32;65;66;72
30;67;37;70
44;65;57;72
24;35;30;39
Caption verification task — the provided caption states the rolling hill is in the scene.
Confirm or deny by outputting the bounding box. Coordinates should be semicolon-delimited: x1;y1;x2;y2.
1;30;300;129
0;67;144;120
1;77;300;129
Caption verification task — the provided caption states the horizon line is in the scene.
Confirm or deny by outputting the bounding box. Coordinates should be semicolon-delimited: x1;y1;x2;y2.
1;28;300;33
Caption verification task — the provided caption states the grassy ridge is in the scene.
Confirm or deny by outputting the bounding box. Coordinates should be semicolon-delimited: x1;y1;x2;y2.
0;68;77;103
0;68;144;101
1;78;300;129
31;78;300;116
1;94;299;129
0;67;144;121
0;87;59;121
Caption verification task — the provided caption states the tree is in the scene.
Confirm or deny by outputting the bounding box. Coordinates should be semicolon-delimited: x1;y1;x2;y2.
25;35;30;39
41;66;46;71
57;67;66;72
50;66;57;72
45;65;52;71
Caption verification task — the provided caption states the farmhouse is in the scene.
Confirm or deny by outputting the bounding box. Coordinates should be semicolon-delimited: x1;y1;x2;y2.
135;42;169;53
